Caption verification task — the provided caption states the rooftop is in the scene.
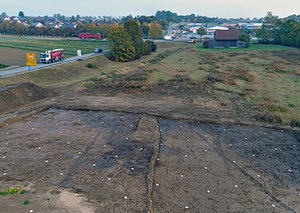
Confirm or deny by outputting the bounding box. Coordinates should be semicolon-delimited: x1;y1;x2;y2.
215;29;239;40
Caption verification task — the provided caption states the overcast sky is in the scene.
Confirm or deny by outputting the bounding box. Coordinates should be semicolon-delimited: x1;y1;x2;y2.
2;0;299;18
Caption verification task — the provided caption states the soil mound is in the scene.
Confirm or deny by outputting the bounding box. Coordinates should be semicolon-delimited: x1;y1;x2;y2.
0;83;50;113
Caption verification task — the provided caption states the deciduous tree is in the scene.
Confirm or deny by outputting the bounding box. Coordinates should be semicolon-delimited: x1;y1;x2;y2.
124;19;144;57
197;27;206;41
18;11;25;18
149;22;162;39
108;25;136;62
239;33;250;47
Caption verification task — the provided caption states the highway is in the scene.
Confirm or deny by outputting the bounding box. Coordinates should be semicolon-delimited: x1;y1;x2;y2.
0;50;110;78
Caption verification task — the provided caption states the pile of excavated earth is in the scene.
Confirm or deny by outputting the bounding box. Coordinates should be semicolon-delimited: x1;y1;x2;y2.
0;83;299;213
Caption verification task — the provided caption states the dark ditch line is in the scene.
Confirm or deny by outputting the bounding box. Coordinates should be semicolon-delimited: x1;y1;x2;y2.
59;132;101;188
133;114;161;213
147;118;161;213
190;125;296;213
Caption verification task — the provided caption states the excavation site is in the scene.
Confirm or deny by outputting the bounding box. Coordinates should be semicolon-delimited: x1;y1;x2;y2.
0;82;299;213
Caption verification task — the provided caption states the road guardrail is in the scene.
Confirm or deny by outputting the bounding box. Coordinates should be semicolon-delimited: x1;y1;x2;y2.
0;50;111;79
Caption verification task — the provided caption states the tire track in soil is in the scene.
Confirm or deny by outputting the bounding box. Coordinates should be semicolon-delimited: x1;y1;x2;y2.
190;125;296;213
59;132;101;188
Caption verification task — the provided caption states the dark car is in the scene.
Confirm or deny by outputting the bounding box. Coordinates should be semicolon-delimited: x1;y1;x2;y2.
94;48;103;53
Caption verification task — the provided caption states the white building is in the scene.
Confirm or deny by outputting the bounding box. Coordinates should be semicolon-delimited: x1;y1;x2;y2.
206;26;229;35
32;22;44;28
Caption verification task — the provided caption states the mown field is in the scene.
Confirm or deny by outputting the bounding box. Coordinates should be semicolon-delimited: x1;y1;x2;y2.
0;42;299;127
0;35;109;57
0;47;41;66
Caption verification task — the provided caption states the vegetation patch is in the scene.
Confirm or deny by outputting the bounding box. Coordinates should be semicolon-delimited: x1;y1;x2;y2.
23;200;30;205
85;69;153;89
0;63;9;69
0;186;22;196
197;44;294;52
86;63;97;69
148;49;173;64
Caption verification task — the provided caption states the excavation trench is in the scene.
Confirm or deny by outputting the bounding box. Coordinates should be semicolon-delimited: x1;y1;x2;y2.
0;105;299;212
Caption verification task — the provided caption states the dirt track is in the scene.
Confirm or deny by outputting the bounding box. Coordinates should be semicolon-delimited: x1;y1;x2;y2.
0;101;299;212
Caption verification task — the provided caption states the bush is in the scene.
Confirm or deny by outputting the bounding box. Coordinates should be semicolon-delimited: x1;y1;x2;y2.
23;200;30;205
0;64;9;69
86;63;97;69
145;41;157;52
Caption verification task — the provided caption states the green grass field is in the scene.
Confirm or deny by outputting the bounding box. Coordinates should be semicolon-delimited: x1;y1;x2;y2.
197;43;295;51
0;35;109;56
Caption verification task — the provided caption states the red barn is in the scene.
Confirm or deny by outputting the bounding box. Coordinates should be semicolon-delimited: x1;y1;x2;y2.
79;33;101;39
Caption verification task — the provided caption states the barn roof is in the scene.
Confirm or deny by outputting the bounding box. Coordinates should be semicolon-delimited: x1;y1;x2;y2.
215;29;239;40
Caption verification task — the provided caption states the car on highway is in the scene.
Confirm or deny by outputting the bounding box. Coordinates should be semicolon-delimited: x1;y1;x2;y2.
94;48;103;53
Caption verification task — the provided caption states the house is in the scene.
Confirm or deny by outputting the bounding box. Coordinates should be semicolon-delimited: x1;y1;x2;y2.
32;22;44;28
245;23;263;30
186;23;203;34
206;26;228;35
12;17;21;23
49;23;60;28
61;23;77;28
203;29;247;48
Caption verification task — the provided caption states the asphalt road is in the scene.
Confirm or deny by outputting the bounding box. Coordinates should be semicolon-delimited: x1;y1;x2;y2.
0;50;110;78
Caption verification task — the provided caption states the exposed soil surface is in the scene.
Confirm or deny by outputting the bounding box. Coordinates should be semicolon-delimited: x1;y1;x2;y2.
0;83;50;113
0;107;299;212
0;81;299;212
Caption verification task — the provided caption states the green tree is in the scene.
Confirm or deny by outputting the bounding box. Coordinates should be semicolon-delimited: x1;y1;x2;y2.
149;22;162;39
108;25;136;62
256;12;282;43
18;11;25;18
279;19;300;47
98;23;111;38
239;33;250;47
1;12;8;18
159;19;168;30
141;23;150;37
124;19;144;57
256;12;300;48
197;27;206;41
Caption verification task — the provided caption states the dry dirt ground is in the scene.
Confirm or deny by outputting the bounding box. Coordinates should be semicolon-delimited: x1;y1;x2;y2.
0;84;300;213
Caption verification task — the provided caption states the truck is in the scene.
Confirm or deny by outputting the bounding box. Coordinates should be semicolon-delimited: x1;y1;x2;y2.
79;33;101;39
40;49;65;64
164;35;173;41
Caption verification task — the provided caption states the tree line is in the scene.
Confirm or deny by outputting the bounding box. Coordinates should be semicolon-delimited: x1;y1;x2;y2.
256;12;300;48
0;19;164;39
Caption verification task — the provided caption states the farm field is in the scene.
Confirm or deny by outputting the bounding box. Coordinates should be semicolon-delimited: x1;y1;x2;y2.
0;47;41;66
0;34;109;58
